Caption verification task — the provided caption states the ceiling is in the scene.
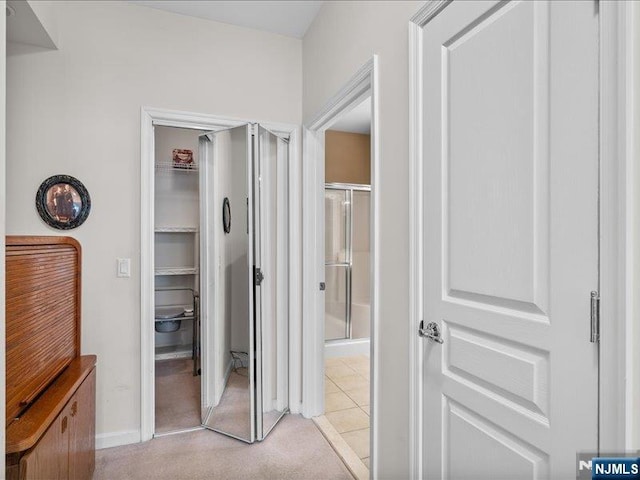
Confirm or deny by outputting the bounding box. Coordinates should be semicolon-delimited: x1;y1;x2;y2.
129;1;324;38
6;1;56;49
329;99;371;135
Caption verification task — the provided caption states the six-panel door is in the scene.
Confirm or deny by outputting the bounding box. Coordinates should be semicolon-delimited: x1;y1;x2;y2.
420;1;599;478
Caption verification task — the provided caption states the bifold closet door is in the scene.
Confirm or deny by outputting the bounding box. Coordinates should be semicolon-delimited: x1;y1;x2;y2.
199;124;257;443
199;124;289;444
254;126;289;440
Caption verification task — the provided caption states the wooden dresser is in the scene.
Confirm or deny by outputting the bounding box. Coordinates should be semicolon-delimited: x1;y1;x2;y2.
5;236;96;480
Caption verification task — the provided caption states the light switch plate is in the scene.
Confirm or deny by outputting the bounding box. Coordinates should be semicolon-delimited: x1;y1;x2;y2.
117;258;131;278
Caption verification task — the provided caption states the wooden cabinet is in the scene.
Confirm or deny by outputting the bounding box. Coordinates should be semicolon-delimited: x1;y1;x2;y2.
5;238;96;480
6;359;96;480
19;410;68;480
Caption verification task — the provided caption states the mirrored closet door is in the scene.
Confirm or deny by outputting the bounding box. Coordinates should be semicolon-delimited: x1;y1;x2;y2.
199;124;288;443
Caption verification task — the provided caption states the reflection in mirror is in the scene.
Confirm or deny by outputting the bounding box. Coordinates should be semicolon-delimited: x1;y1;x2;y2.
201;124;254;442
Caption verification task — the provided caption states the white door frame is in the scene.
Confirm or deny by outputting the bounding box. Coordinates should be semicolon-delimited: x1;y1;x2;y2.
408;1;638;477
301;56;380;473
140;107;301;442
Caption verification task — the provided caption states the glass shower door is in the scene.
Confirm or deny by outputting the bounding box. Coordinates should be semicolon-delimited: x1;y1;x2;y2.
324;189;350;341
350;190;370;339
324;185;371;342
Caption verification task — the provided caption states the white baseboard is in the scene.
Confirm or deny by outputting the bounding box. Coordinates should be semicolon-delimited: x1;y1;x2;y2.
325;339;370;358
96;430;141;450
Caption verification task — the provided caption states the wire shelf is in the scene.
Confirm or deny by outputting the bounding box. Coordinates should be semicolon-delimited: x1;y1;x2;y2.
154;267;199;276
155;161;198;174
154;227;198;233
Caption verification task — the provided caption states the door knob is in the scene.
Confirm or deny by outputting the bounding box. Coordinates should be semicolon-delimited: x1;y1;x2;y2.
419;321;444;344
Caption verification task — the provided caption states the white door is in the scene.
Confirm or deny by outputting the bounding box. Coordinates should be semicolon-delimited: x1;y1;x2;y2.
420;1;599;478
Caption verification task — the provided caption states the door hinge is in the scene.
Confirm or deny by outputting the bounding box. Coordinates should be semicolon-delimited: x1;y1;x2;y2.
255;267;264;286
590;291;600;343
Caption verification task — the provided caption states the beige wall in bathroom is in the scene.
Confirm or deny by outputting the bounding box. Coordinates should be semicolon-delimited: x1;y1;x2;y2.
325;130;371;185
6;0;301;448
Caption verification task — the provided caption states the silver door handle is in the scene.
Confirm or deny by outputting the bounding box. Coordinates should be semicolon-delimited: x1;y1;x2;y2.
419;321;444;344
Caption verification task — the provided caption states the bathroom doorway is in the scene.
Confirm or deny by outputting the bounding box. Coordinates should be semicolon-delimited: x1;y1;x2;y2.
320;97;373;475
302;57;379;479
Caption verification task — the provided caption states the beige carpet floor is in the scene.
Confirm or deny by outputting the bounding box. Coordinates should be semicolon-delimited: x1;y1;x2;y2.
94;414;354;480
155;358;201;434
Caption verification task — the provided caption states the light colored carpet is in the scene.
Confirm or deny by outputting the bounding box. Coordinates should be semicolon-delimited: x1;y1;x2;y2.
94;415;354;480
155;358;201;434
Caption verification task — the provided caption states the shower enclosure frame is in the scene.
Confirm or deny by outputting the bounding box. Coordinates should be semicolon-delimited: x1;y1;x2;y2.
325;182;371;343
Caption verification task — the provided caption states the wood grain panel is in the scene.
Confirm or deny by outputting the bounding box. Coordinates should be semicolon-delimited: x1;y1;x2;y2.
6;357;96;455
5;236;81;426
19;411;68;480
68;369;96;480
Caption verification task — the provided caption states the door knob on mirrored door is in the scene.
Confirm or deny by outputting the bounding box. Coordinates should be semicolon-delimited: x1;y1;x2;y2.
419;320;444;344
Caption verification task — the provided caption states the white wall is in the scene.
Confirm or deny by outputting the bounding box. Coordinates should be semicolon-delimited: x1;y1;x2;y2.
303;2;420;477
1;0;6;471
6;0;301;446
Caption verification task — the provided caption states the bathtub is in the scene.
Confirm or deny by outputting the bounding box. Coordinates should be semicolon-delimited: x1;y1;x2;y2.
324;300;370;358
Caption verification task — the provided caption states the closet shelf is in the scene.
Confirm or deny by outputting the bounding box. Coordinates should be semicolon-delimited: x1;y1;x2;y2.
155;162;198;174
155;316;194;323
154;304;195;322
155;227;198;233
155;345;193;361
155;267;199;276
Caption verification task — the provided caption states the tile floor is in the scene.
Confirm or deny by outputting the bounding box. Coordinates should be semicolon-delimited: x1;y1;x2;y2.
324;355;371;470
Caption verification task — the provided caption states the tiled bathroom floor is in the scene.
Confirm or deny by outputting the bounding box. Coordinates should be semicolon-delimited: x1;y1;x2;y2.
324;355;371;471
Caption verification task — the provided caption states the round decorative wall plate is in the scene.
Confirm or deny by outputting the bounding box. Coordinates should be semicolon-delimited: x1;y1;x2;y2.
35;175;91;230
223;197;231;234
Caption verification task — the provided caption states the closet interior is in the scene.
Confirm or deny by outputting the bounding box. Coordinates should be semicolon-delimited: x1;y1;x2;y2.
154;126;202;434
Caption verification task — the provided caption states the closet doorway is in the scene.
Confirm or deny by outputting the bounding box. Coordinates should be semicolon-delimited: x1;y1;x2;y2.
153;125;203;435
141;108;301;444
